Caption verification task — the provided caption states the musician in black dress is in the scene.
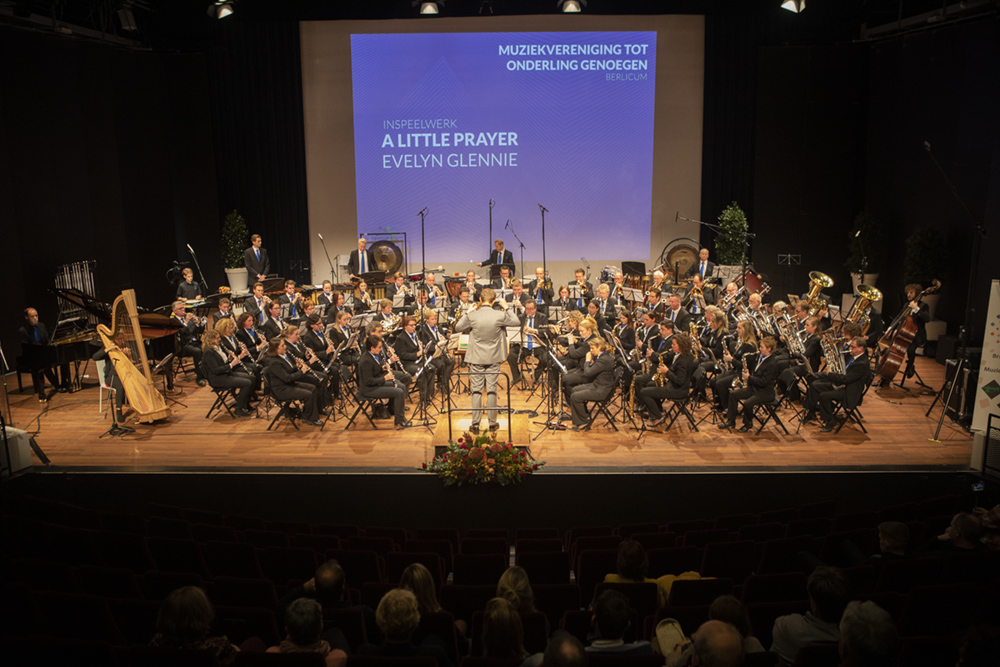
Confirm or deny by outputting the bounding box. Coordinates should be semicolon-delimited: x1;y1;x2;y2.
265;337;323;426
613;311;636;356
329;310;360;371
175;268;202;301
201;329;253;418
585;300;608;338
569;337;616;430
216;317;261;392
358;335;411;429
19;307;68;401
352;280;375;314
802;336;871;432
558;316;600;402
303;314;342;399
244;234;270;283
721;335;780;433
282;325;332;411
322;290;352;326
711;321;758;412
91;343;129;429
552;285;574;317
640;333;699;426
235;312;266;357
169;300;206;387
464;270;483;302
476;238;514;269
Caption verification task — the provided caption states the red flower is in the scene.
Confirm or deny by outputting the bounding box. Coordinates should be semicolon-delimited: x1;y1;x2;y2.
532;464;539;470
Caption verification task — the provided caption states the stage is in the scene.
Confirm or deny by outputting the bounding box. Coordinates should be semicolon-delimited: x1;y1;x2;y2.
2;355;974;476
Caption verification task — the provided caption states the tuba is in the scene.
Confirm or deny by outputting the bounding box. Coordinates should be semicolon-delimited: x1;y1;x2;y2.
805;271;834;317
846;283;882;334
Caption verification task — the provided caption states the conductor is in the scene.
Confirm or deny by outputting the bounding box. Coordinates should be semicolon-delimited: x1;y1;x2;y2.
454;287;520;433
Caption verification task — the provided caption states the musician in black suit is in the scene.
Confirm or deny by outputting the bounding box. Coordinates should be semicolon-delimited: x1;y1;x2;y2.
631;312;661;372
175;268;202;301
235;312;266;357
492;265;514;291
348;237;376;279
244;234;270;283
613;312;636;356
506;300;546;386
329;310;360;371
463;270;483;302
663;294;692;331
585;301;608;338
278;280;305;321
571;268;594;311
593;284;618;320
505;279;529;310
476;238;514;269
640;333;699;426
211;297;233;328
634;320;674;390
386;272;415;314
394;316;429;399
244;283;270;326
283;325;332;410
201;329;253;418
686;274;715;320
569;337;616;430
19;307;69;401
419;309;456;394
645;290;667;321
776;316;823;402
169;300;206;387
358;335;410;429
265;337;323;426
803;337;872;432
260;300;284;341
685;248;716;279
902;283;931;378
527;267;553;314
721;335;780;433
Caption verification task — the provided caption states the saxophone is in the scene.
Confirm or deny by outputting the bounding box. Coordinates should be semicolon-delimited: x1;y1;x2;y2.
732;352;755;389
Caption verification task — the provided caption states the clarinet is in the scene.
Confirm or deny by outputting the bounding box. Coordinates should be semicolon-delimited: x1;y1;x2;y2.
384;343;404;372
235;341;256;375
321;329;339;374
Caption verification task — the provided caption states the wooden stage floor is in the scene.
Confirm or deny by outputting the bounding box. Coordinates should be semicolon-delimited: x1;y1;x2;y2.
4;356;973;474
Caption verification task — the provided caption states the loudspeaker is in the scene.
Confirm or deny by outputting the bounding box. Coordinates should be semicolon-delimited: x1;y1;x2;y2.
943;359;978;422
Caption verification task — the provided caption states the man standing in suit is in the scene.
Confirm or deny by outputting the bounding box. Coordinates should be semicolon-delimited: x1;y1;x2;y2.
802;336;871;432
455;287;520;433
349;237;376;279
476;238;514;269
686;247;715;279
244;234;270;284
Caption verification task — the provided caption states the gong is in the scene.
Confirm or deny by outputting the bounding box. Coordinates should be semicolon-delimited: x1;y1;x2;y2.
370;240;403;275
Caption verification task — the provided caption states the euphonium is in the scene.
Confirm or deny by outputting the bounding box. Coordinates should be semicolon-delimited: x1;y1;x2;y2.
820;332;846;375
846;283;882;334
805;271;834;317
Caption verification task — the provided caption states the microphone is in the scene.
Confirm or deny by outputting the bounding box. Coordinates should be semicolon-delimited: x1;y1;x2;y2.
504;219;510;230
318;233;324;240
417;207;428;216
538;203;548;213
855;230;861;238
924;141;931;152
489;199;495;207
675;211;679;223
186;244;194;254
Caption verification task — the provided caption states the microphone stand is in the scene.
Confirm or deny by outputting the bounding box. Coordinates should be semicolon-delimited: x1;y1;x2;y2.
538;204;549;286
186;244;210;297
488;199;495;252
317;233;337;283
417;207;429;301
507;220;526;279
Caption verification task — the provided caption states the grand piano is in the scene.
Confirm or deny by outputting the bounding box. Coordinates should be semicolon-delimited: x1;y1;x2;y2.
18;288;181;392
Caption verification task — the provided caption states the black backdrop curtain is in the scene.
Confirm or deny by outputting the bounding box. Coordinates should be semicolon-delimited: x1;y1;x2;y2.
209;20;312;286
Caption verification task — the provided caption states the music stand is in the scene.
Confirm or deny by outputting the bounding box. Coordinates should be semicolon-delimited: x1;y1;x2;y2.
151;353;185;408
622;261;646;277
532;341;568;439
359;271;386;286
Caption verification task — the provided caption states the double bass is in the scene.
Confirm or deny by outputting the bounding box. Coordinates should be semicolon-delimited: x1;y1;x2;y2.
874;280;940;385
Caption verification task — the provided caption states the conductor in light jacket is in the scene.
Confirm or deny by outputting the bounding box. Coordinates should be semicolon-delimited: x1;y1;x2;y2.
454;287;520;433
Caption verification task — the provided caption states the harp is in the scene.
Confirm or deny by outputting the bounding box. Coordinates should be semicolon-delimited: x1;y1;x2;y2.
96;289;172;423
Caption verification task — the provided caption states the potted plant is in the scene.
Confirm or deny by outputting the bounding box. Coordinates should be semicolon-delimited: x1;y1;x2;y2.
715;202;749;266
221;209;249;294
904;225;947;319
845;211;885;289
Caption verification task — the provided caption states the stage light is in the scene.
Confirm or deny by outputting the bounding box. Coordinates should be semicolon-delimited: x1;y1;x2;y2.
117;8;137;31
420;2;440;14
780;0;806;12
207;2;235;19
559;0;585;12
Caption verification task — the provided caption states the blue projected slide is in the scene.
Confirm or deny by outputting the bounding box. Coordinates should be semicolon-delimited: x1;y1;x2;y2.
350;31;656;263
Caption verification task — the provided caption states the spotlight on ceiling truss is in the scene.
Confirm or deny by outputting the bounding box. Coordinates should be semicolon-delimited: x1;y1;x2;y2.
559;0;586;12
207;2;235;19
780;0;806;13
416;1;443;15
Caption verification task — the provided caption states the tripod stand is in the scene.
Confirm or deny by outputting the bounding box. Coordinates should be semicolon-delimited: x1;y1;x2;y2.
533;346;568;439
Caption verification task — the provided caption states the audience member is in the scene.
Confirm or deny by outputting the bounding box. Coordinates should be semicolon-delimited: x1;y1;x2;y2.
921;512;985;556
708;595;764;654
356;588;453;667
498;565;540;615
268;598;348;667
278;559;379;650
973;503;1000;551
837;600;899;667
664;620;744;667
586;589;652;654
482;597;528;660
770;566;852;666
149;586;238;665
521;630;588;667
957;624;1000;667
603;539;671;607
400;561;468;637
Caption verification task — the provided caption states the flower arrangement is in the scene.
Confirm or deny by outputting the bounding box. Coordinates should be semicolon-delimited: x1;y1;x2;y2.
421;431;544;486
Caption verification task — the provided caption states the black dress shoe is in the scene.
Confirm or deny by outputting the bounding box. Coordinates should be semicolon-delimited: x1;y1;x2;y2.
303;418;323;427
395;419;412;429
57;386;68;393
905;363;915;379
469;425;480;434
718;422;734;430
196;379;207;387
820;422;836;433
801;411;817;423
737;425;752;433
234;408;251;418
321;407;334;416
647;415;667;428
489;423;500;431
